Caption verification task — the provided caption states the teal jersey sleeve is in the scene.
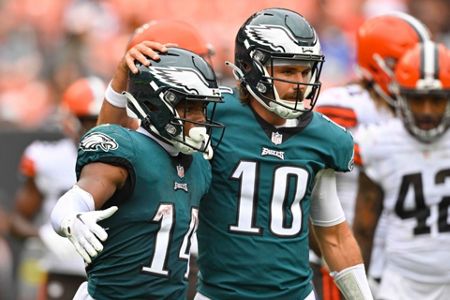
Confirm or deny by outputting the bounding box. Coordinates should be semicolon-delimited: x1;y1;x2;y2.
76;124;136;181
313;112;355;172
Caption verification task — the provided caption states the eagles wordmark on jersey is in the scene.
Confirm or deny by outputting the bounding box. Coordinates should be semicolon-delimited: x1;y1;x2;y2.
197;90;353;300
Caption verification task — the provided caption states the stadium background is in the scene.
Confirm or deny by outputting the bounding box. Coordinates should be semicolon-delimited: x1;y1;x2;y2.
0;0;449;299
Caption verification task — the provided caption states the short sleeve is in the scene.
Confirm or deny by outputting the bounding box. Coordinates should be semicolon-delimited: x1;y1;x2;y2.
76;124;136;180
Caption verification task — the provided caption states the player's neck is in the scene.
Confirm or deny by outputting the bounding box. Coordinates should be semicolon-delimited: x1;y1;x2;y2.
249;98;286;126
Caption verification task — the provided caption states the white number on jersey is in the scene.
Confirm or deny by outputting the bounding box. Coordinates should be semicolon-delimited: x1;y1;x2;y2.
142;204;198;277
229;161;309;237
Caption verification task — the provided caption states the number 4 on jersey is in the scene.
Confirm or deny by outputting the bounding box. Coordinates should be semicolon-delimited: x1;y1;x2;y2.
395;169;450;235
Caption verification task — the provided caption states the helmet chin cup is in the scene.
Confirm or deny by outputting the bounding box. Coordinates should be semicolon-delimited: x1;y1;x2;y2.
269;101;303;119
173;127;211;156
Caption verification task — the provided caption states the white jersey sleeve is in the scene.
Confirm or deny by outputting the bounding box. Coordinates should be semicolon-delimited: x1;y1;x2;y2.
20;138;85;275
21;138;78;223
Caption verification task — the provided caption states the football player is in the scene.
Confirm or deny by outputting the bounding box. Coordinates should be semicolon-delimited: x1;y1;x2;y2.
353;41;450;300
96;8;373;300
51;48;224;299
10;76;105;300
96;18;214;300
314;12;431;297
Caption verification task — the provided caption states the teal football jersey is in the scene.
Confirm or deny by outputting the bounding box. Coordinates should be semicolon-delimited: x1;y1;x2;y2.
76;124;211;300
197;91;354;300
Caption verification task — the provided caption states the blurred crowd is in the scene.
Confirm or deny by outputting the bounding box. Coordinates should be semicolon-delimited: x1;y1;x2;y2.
1;0;450;299
0;0;448;130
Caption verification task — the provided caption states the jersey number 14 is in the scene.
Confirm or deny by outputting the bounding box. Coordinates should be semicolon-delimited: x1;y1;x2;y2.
142;205;198;277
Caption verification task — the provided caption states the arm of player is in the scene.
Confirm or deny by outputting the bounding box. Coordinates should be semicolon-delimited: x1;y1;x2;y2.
10;177;43;238
352;171;383;270
51;162;128;264
310;169;373;300
97;41;169;128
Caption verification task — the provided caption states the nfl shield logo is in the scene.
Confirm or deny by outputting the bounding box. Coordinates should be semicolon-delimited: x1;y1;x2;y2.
271;132;283;145
176;165;185;178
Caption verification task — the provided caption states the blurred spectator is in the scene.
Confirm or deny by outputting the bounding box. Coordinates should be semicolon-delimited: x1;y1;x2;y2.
408;0;450;47
0;205;13;300
10;76;105;300
315;12;431;298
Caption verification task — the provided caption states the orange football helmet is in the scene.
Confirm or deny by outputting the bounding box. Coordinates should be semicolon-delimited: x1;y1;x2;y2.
356;12;431;105
61;76;105;119
126;20;214;59
394;41;450;142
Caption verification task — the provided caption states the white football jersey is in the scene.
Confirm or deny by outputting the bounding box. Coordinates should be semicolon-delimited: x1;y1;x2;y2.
317;84;394;224
316;84;395;279
20;138;85;275
356;119;450;283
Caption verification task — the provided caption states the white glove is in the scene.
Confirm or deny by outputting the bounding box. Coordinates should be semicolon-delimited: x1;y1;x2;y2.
61;206;118;264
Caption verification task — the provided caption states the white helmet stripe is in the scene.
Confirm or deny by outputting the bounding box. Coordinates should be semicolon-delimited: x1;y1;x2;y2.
387;11;430;42
422;41;437;83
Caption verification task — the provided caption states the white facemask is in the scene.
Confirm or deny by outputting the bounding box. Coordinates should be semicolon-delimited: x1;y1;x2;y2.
173;127;213;159
269;99;304;119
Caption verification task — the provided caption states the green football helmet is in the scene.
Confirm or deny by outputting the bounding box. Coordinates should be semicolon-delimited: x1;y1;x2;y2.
125;47;223;158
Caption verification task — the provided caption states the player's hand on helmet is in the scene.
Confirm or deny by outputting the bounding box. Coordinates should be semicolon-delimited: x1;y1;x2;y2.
61;206;118;264
125;41;175;74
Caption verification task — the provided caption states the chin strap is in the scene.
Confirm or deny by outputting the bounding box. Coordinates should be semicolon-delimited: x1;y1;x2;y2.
173;127;214;159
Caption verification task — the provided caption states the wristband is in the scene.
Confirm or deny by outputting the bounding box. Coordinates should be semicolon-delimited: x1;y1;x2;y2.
51;185;95;236
331;264;374;300
104;81;127;108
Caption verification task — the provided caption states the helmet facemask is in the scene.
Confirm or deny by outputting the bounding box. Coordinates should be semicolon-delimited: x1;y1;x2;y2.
245;49;324;119
393;41;450;143
126;88;223;159
125;48;224;159
397;89;450;143
232;8;325;119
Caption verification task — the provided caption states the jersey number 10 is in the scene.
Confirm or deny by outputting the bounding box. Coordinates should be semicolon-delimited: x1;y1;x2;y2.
229;161;309;237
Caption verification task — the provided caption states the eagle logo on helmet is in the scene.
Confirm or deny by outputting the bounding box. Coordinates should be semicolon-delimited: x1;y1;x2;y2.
245;24;315;53
148;66;220;97
80;132;119;152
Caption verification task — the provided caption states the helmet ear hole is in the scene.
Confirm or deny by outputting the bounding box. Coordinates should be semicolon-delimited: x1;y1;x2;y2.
143;101;158;112
241;61;251;73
